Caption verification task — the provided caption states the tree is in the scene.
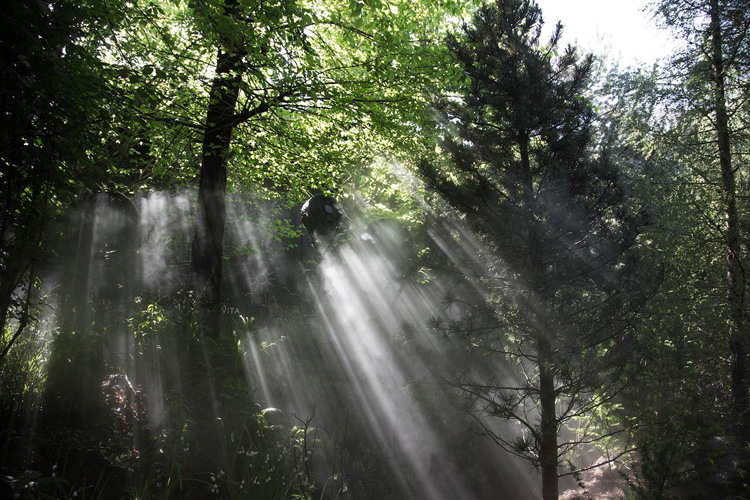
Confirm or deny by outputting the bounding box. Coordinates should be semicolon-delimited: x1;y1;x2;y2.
418;1;650;497
652;0;750;445
183;0;481;336
596;64;734;494
0;0;135;361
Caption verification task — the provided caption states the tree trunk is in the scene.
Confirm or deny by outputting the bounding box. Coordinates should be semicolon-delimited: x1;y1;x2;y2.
186;33;244;473
539;340;559;500
709;0;749;444
190;47;242;337
520;135;559;499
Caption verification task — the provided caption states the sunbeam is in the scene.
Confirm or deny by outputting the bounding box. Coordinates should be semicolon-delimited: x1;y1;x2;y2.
4;186;546;499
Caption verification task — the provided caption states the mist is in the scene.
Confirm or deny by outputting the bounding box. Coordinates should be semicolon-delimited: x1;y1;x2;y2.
0;186;557;499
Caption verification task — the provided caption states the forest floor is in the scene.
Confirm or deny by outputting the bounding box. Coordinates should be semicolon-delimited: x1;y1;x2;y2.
559;461;629;500
559;465;747;500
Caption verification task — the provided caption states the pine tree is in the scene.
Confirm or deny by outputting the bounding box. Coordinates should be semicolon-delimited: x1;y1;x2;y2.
420;1;649;497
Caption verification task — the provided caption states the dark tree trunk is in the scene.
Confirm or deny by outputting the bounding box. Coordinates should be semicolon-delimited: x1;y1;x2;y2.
520;135;559;499
539;342;559;500
190;47;242;337
186;34;244;473
709;0;749;444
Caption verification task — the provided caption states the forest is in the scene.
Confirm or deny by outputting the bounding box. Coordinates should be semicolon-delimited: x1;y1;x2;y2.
1;0;749;498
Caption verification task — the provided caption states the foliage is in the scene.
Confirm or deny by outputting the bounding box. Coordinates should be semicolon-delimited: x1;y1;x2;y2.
2;0;750;497
1;296;331;499
598;0;750;493
417;0;656;497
